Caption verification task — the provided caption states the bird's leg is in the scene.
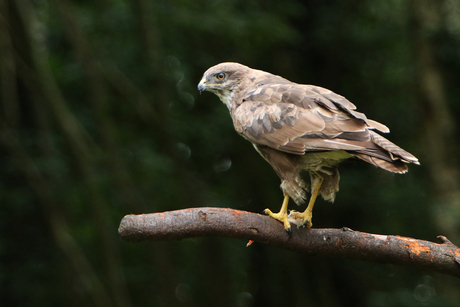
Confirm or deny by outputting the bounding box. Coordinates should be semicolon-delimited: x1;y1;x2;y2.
264;195;292;232
289;176;323;228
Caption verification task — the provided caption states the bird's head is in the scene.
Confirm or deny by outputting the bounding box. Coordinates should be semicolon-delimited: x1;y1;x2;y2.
198;62;250;109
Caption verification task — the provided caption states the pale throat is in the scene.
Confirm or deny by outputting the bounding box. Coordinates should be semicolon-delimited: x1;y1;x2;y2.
215;89;234;111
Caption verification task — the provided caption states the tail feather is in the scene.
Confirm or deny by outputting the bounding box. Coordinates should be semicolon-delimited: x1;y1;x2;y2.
353;153;409;174
370;131;419;164
352;131;418;173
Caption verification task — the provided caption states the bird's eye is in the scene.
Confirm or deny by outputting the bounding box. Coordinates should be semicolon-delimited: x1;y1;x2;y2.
216;73;225;80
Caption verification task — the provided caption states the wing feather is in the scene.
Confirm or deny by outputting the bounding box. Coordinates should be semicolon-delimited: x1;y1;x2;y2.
233;82;413;167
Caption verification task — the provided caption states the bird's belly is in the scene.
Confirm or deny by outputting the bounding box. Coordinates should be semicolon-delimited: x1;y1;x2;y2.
300;151;352;172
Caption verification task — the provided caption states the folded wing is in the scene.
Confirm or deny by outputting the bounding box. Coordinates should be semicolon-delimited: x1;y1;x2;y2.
233;83;419;173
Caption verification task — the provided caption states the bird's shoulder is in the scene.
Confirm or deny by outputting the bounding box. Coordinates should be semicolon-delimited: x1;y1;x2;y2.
242;79;355;112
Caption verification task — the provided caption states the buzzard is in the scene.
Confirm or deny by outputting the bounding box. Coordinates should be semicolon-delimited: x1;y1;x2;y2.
198;62;419;231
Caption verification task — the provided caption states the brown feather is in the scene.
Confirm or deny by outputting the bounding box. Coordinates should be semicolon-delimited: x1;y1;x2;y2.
353;154;409;174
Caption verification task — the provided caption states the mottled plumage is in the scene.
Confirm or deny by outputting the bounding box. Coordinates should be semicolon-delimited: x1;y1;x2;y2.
198;62;419;231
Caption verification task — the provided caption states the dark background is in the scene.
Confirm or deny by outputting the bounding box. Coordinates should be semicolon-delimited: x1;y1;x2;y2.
1;1;460;306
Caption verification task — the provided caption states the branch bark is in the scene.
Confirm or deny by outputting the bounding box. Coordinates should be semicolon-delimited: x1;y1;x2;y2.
119;207;460;278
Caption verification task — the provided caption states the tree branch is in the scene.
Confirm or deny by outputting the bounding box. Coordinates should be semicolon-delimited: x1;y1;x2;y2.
118;207;460;278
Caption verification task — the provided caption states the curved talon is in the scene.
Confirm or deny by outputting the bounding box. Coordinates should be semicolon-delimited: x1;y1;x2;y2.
264;207;291;232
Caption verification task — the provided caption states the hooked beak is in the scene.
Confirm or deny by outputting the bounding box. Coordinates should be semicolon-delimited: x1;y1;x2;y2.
197;78;207;92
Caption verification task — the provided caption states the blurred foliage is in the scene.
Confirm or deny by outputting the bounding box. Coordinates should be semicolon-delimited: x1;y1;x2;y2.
1;0;460;306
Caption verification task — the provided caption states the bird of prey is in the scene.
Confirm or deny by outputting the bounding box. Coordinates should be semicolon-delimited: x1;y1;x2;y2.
198;62;419;232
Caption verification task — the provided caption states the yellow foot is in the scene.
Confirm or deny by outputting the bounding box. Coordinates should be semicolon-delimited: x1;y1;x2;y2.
264;208;292;232
288;210;313;228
